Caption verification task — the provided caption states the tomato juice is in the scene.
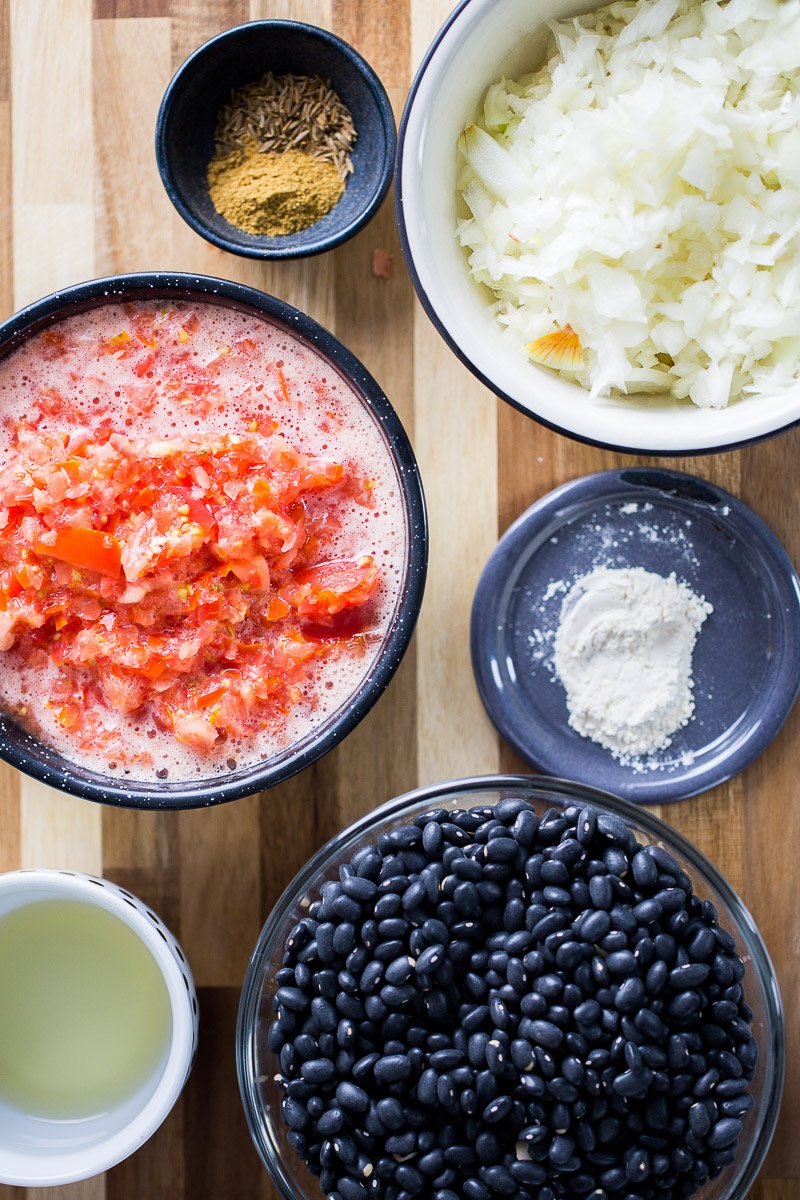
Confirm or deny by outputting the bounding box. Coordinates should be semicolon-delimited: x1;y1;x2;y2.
0;301;406;781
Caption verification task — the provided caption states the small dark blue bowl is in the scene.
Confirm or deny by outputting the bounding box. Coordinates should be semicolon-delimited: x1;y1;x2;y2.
0;273;427;809
155;21;396;259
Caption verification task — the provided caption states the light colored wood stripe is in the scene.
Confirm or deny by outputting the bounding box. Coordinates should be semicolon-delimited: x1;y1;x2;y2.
20;781;103;874
11;0;94;306
332;0;409;87
93;17;174;274
0;0;10;321
0;96;12;321
235;254;337;334
11;0;103;895
171;0;247;69
11;0;93;206
248;0;333;25
0;762;19;873
12;204;95;310
410;1;499;784
31;1181;105;1200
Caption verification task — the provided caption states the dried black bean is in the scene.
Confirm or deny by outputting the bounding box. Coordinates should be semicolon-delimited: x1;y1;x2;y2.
708;1118;742;1150
270;800;756;1200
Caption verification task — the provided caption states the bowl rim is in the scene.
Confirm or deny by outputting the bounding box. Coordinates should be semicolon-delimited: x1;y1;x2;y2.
0;271;427;809
155;19;397;260
236;772;785;1200
393;0;800;458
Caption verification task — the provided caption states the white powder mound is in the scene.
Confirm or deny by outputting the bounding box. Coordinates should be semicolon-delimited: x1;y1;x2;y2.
553;567;712;759
456;0;800;408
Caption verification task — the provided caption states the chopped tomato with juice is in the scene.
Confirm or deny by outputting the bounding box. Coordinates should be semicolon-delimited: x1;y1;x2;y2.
0;302;402;775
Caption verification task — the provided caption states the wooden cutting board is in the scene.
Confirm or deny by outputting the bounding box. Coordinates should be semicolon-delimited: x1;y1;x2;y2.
0;1;797;1197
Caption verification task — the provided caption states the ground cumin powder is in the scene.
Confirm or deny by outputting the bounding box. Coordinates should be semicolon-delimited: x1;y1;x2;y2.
207;72;356;238
208;141;344;236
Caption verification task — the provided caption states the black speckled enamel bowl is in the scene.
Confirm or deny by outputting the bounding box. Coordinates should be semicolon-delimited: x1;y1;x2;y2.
0;273;427;809
156;22;396;259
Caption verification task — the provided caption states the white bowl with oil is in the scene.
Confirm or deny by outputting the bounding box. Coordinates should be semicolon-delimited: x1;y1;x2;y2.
0;869;197;1186
395;0;800;455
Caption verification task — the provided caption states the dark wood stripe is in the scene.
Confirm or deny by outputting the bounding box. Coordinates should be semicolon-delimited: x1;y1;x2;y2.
93;0;171;17
182;987;270;1198
106;1100;185;1199
170;0;248;69
332;0;410;88
102;810;183;937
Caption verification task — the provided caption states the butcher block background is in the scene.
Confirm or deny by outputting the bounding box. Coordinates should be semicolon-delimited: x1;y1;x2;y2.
0;1;797;1197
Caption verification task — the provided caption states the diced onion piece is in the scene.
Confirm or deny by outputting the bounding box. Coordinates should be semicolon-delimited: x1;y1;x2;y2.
460;124;530;198
529;325;584;370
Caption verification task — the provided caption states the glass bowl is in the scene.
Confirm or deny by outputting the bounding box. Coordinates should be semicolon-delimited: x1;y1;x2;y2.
237;774;784;1200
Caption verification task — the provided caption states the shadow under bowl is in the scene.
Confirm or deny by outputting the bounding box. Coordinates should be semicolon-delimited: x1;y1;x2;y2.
0;273;427;809
156;21;396;259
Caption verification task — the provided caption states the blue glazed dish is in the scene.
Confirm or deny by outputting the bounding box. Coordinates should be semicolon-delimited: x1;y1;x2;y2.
155;22;396;259
0;273;427;809
471;468;800;804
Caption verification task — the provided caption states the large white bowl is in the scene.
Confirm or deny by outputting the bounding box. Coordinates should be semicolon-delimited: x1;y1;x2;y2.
396;0;800;455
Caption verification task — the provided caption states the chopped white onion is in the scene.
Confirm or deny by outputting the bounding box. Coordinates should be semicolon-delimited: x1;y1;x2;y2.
456;0;800;407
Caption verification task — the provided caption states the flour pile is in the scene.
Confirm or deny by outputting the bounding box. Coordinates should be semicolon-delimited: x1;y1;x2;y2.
553;566;712;760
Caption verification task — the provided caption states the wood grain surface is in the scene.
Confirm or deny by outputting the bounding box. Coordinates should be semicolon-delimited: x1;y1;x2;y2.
0;1;796;1197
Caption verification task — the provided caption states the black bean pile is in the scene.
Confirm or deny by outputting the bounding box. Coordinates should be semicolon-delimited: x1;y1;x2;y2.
269;799;757;1200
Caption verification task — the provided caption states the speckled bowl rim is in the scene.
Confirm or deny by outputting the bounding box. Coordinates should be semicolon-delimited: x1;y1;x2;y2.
0;272;427;809
155;21;397;260
236;773;785;1200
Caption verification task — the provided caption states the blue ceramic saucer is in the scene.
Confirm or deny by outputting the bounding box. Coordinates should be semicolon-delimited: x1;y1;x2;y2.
471;468;800;804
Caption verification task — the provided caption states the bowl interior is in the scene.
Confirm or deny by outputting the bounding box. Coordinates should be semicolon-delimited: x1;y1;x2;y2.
0;275;426;808
238;776;784;1200
398;0;800;453
157;23;396;257
0;870;194;1187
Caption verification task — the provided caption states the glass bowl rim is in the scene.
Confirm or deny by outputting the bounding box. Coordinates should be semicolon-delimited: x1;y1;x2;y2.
236;772;785;1200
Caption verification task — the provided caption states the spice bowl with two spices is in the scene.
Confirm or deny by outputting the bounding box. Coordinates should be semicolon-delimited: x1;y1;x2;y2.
156;20;396;259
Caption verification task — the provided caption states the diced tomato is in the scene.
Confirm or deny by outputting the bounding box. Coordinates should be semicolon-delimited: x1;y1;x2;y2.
0;303;386;761
282;558;379;619
133;352;156;378
277;369;291;404
35;528;122;578
266;595;290;621
186;497;215;532
100;330;133;357
171;710;218;753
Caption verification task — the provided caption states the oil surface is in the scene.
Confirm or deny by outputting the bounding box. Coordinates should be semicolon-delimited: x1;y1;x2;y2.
0;899;172;1118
